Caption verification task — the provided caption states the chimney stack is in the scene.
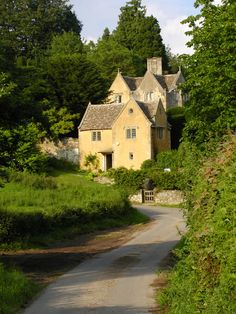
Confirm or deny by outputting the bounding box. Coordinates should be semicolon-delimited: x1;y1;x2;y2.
147;57;162;75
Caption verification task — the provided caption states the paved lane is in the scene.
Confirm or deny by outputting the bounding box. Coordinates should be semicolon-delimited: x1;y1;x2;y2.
23;205;185;314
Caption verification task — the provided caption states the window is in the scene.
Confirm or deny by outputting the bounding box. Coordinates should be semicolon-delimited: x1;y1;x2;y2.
128;108;133;114
91;131;101;141
158;128;163;139
145;91;154;101
129;152;134;160
126;128;136;139
115;94;122;103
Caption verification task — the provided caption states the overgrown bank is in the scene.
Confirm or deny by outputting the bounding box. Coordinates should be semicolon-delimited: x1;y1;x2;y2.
160;135;236;313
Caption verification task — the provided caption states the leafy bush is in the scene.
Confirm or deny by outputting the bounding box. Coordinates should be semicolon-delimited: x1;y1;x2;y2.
141;159;157;170
107;167;145;192
0;123;48;173
149;171;183;190
155;150;180;170
84;153;99;171
161;135;236;313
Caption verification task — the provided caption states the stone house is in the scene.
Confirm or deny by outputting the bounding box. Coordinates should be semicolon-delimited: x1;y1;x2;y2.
78;57;184;170
109;57;185;111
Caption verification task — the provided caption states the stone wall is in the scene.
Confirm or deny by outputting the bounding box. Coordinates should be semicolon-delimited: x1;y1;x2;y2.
129;189;184;205
39;138;79;164
154;190;184;205
129;190;144;203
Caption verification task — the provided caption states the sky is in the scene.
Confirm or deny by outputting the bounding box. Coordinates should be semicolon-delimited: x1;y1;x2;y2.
69;1;222;55
69;0;199;55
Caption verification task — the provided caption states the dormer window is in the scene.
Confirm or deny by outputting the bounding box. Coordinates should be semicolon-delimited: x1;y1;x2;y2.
115;94;122;103
145;92;154;102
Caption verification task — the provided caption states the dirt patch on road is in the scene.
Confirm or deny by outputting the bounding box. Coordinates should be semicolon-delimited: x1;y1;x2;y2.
0;223;149;286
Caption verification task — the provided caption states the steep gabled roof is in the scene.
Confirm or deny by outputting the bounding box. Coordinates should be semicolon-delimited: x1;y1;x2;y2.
79;104;124;131
154;75;168;90
123;76;143;91
164;73;179;91
136;101;158;124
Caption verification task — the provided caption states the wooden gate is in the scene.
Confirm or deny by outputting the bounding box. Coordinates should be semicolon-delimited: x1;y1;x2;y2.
144;190;154;203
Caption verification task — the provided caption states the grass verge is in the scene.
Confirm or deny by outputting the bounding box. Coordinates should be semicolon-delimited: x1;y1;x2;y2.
0;263;39;314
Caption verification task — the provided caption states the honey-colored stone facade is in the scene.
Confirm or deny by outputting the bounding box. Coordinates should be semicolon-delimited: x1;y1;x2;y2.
78;57;183;171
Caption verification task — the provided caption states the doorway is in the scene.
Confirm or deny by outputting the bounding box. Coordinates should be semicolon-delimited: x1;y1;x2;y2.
105;154;112;171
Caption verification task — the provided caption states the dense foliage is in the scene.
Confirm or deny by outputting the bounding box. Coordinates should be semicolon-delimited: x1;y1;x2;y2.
107;151;184;192
161;135;236;313
182;0;236;146
113;0;169;73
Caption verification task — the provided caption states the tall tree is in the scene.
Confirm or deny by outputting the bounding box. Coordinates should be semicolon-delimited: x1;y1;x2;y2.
0;0;82;61
113;0;169;72
87;36;142;84
182;0;236;146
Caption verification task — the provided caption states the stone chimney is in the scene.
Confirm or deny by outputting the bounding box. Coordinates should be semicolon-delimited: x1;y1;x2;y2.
147;57;162;75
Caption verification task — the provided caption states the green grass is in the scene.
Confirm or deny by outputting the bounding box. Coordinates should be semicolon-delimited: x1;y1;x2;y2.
0;263;39;314
0;170;149;248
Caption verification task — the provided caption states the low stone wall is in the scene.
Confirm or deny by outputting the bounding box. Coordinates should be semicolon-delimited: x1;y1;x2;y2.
154;190;184;205
129;190;143;203
129;190;184;205
39;138;79;164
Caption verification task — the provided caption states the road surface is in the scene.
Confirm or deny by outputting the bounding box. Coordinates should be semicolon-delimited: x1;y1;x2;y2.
23;205;185;314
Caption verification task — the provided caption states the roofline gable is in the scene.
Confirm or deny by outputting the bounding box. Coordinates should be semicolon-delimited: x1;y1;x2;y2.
78;102;91;130
137;70;165;93
112;96;152;127
109;71;132;94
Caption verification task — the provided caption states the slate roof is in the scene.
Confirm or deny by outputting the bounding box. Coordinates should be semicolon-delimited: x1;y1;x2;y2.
79;104;124;131
123;76;143;91
164;74;178;91
154;75;168;90
136;101;158;123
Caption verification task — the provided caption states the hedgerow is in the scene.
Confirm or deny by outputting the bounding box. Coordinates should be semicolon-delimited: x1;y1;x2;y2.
160;135;236;313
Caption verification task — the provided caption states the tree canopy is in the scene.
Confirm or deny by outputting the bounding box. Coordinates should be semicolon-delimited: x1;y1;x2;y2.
182;0;236;146
0;0;82;61
113;0;169;72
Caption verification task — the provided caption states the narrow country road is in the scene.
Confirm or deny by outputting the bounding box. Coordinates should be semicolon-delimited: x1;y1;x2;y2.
23;205;185;314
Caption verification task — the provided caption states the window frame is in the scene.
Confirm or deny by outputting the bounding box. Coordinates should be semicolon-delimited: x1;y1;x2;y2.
91;131;101;141
126;128;136;139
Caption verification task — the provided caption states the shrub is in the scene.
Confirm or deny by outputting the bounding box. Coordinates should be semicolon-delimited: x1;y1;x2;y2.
155;150;180;170
149;171;183;190
84;153;99;171
141;159;157;170
0;123;48;173
107;167;145;192
161;135;236;313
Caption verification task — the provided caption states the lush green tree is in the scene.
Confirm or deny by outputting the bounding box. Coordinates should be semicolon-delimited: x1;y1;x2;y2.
48;32;83;56
0;123;47;172
0;0;82;61
113;0;169;72
87;37;142;84
46;54;108;131
182;0;236;146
